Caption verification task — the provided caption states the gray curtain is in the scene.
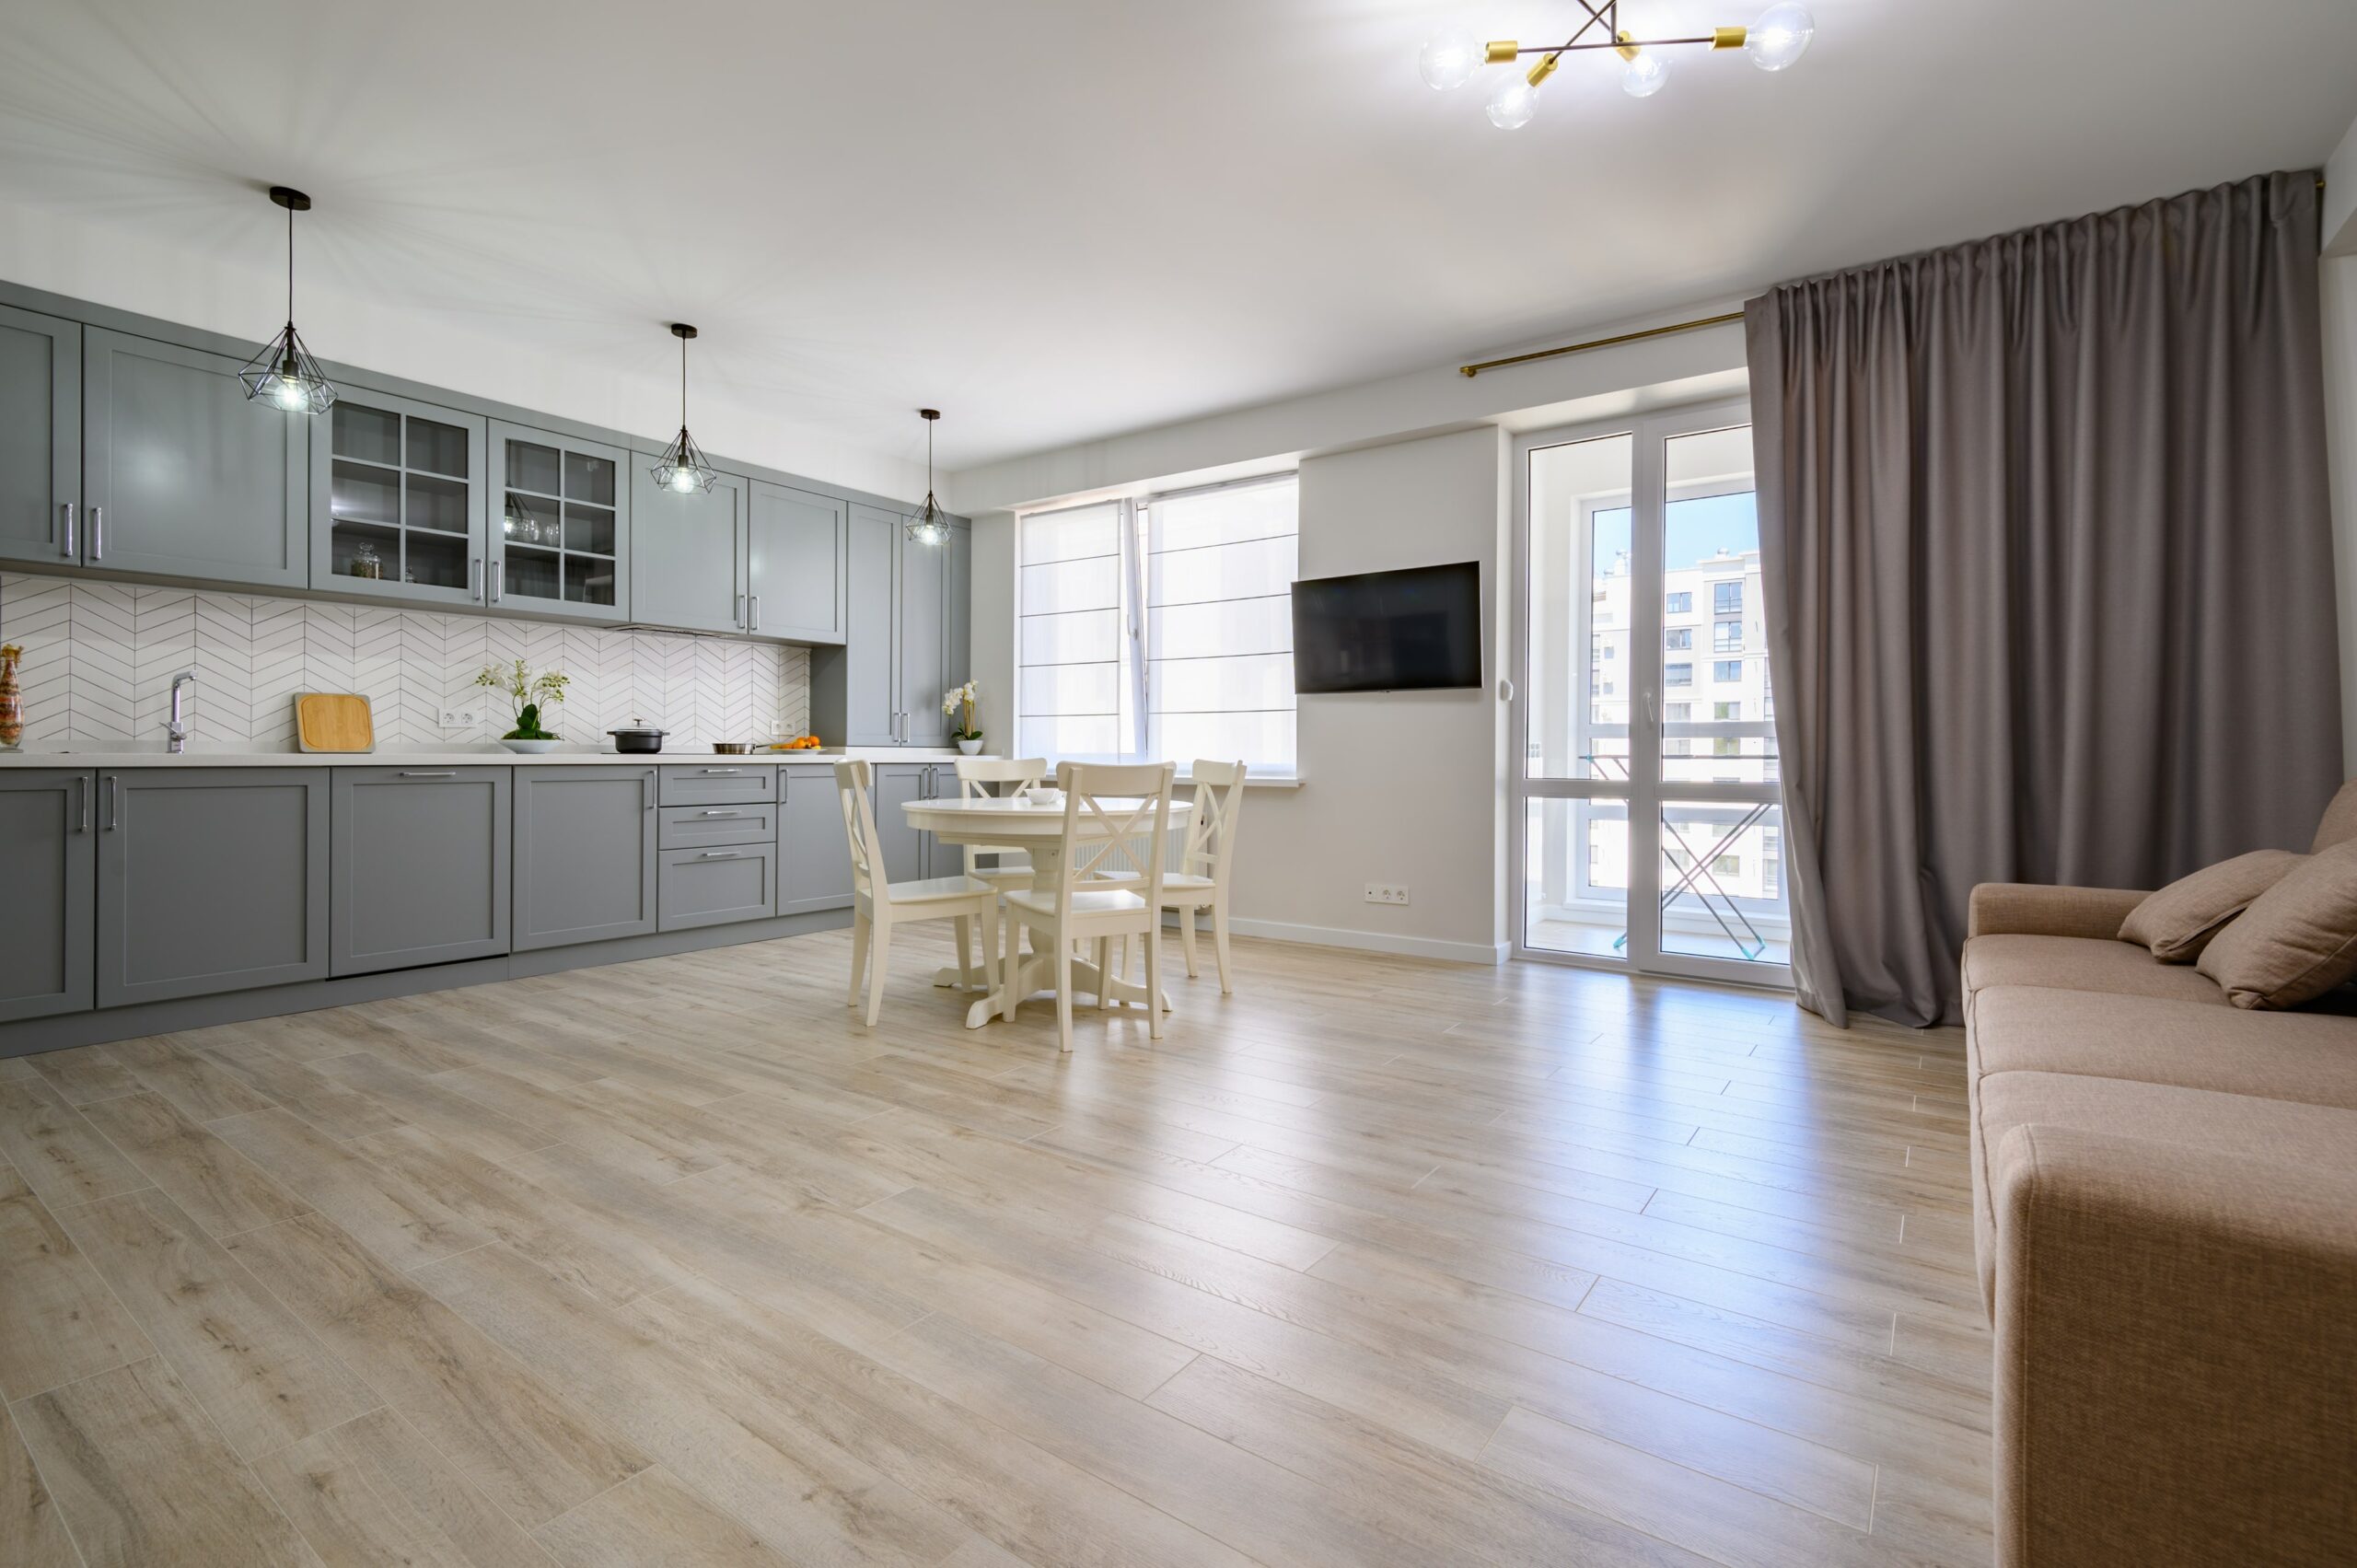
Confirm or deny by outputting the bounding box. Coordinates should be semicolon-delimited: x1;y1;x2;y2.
1747;171;2341;1028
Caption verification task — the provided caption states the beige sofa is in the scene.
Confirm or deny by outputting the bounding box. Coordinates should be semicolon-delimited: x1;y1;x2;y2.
1962;784;2357;1567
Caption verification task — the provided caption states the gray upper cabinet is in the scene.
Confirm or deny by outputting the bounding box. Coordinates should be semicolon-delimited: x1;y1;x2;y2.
331;766;511;977
630;462;747;634
748;481;847;644
0;771;94;1023
813;505;967;748
311;387;490;608
96;769;329;1008
82;328;307;588
777;764;853;913
513;765;658;950
0;305;79;569
491;422;629;623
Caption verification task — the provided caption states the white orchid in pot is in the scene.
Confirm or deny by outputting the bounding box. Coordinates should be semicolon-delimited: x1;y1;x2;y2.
944;680;983;755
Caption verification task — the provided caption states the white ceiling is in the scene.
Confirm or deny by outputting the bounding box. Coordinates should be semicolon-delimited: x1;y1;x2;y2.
0;1;2351;481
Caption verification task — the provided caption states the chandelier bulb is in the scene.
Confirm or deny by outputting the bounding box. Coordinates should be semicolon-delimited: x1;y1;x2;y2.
1418;29;1482;91
1486;72;1541;129
1621;51;1670;98
1745;4;1815;70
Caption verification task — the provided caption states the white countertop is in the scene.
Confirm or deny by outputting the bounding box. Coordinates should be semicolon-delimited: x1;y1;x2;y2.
0;746;999;769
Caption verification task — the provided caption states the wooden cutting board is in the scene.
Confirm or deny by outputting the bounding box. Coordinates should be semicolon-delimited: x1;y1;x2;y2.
294;692;375;753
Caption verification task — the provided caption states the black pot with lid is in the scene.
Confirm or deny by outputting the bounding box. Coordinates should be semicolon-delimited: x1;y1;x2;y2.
609;719;668;754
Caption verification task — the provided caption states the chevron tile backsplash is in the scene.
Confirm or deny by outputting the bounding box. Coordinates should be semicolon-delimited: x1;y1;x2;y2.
0;573;809;751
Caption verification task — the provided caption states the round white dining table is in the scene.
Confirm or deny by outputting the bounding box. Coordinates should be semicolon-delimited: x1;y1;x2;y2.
900;795;1184;1029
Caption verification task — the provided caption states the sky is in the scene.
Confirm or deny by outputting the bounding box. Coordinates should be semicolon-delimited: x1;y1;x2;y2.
1594;492;1760;575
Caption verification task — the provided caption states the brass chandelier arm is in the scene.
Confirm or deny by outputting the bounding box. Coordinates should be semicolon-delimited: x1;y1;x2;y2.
1492;0;1751;64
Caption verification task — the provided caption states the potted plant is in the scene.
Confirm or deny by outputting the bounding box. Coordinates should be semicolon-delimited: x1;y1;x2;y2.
474;658;571;753
945;680;983;755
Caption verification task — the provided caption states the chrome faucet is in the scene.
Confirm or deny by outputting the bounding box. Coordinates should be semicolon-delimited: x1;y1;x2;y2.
167;669;196;753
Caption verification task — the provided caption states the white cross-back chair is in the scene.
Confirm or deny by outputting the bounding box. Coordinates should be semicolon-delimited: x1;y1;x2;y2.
1000;761;1175;1052
953;756;1047;893
1105;760;1249;994
835;760;999;1027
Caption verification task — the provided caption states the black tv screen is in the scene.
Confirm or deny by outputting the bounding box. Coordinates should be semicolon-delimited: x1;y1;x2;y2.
1292;561;1482;693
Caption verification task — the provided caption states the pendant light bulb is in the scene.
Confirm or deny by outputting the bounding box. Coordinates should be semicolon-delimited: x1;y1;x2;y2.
239;187;336;415
1418;29;1481;91
1622;50;1669;98
906;409;949;547
1745;4;1815;70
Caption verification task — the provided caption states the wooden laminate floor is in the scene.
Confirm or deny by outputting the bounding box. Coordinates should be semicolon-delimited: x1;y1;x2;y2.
0;927;1991;1567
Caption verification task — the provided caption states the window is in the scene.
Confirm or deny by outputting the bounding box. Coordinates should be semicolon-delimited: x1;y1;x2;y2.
1666;591;1691;614
1666;703;1690;722
1713;581;1742;614
1665;628;1691;650
1713;619;1742;652
1666;662;1692;687
1713;701;1739;720
1018;475;1299;772
1713;660;1742;682
1712;853;1740;876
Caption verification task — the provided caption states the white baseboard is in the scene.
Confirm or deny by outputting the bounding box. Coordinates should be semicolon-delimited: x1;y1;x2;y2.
1222;915;1510;966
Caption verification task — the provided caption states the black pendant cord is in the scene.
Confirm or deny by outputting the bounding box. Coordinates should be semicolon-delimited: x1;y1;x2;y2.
285;199;295;329
679;332;688;432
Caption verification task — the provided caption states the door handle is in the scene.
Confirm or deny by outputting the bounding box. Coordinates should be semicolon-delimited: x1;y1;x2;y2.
491;561;504;603
105;773;119;830
60;502;75;559
470;557;482;599
735;593;746;628
400;771;459;779
75;774;87;833
749;595;761;632
644;771;655;811
89;505;102;561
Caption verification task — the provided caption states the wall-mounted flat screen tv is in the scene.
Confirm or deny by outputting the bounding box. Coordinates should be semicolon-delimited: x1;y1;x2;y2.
1291;561;1482;694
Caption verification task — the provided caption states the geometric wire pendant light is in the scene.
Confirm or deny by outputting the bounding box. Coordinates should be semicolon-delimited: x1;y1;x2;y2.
238;186;337;414
648;322;719;494
905;408;950;547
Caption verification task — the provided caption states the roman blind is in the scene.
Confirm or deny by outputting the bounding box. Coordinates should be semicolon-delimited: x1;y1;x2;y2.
1144;476;1298;772
1016;500;1130;761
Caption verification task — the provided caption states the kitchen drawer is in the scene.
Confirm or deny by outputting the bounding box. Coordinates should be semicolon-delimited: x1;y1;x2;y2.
658;843;777;931
656;764;775;807
656;801;779;851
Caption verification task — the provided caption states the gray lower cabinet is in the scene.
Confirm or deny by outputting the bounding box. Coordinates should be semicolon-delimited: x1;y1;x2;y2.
749;481;848;643
513;765;657;950
630;464;748;634
777;765;853;913
82;328;308;588
871;763;928;885
0;305;79;569
657;763;775;808
0;771;94;1023
658;844;776;931
96;769;328;1008
656;801;779;850
331;767;511;977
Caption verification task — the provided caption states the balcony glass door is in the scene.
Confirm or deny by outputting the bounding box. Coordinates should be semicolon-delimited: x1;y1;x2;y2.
1514;402;1791;987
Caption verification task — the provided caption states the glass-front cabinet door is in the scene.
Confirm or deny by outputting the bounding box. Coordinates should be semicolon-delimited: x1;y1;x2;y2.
489;422;630;622
309;387;488;606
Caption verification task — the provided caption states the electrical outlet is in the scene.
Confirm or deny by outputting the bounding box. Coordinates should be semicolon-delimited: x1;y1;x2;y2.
1364;883;1409;906
439;708;477;729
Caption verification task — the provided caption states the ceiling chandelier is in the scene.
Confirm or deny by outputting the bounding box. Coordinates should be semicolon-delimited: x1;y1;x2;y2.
649;322;718;494
238;186;336;414
906;409;951;547
1420;2;1814;128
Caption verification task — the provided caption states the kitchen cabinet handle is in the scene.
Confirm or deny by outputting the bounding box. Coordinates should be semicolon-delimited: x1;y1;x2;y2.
105;774;119;830
75;774;87;833
697;808;741;818
491;561;504;603
59;502;75;558
735;594;746;628
400;771;459;779
470;557;482;599
700;767;741;775
749;595;761;632
89;506;102;560
644;771;655;811
695;850;740;860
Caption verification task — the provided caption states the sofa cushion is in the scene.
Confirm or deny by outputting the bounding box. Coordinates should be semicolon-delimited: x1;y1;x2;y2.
1969;1070;2357;1312
2310;776;2357;853
2117;849;2306;961
1968;986;2357;1110
1960;935;2229;1012
2196;840;2357;1009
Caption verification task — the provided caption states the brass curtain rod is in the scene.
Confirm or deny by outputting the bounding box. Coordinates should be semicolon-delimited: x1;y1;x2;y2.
1459;176;2329;380
1458;311;1743;377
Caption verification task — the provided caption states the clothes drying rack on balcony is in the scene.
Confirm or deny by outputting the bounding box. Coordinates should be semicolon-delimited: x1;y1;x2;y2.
1583;753;1774;961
